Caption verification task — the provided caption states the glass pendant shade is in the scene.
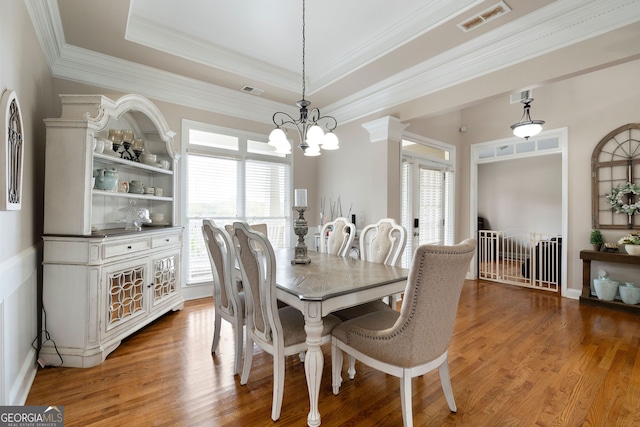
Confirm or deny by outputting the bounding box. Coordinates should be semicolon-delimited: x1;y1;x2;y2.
511;98;545;140
321;132;339;150
268;128;287;146
303;140;321;156
511;121;544;139
305;125;324;145
269;128;292;154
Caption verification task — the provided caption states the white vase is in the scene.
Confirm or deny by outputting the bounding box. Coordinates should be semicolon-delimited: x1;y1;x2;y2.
625;244;640;255
594;279;619;301
619;284;640;305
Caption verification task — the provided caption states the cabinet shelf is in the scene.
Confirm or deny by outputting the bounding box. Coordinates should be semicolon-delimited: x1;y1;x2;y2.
93;153;173;175
92;189;172;202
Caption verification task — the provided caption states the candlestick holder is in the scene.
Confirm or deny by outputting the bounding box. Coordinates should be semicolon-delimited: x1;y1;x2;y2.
292;206;311;264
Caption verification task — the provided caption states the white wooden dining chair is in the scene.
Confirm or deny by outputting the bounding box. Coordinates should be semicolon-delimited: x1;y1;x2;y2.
360;218;407;266
233;221;342;421
320;217;355;257
334;219;408;320
201;219;245;375
331;239;476;427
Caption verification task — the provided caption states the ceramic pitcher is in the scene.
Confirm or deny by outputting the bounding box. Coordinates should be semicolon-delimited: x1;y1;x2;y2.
93;168;118;191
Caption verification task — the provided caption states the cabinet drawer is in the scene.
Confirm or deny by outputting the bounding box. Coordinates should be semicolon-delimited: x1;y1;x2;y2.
152;234;181;249
103;239;150;259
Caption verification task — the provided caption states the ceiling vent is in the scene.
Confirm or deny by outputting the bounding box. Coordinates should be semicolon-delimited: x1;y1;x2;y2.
240;85;264;96
457;1;511;32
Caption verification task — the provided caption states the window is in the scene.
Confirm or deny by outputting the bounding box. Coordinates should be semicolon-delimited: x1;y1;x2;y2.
182;120;292;285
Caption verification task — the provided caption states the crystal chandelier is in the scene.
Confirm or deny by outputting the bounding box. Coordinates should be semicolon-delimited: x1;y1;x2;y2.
268;0;339;157
510;97;545;140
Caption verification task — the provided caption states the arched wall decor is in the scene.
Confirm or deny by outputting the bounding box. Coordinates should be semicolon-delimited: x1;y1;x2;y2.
592;123;640;230
0;89;24;211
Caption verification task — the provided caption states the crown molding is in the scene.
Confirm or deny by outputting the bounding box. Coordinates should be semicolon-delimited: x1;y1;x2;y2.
125;14;302;93
309;0;484;94
25;0;296;125
326;0;640;123
362;116;410;144
55;43;297;124
25;0;640;127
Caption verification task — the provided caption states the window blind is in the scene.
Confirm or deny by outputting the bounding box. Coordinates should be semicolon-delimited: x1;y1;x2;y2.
183;125;292;285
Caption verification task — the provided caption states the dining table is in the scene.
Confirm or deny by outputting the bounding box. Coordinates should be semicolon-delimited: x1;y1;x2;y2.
274;248;409;427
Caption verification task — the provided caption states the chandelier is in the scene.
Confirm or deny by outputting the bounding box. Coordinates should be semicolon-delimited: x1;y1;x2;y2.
510;97;545;140
268;0;339;156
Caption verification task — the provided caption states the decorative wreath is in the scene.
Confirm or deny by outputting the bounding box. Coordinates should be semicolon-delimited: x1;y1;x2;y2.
606;182;640;215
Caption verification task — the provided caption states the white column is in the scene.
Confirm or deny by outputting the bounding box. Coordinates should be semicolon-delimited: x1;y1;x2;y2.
361;116;409;221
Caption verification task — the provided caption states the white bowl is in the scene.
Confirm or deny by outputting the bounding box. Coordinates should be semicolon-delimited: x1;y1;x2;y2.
140;153;157;163
594;279;618;301
150;213;164;223
619;284;640;305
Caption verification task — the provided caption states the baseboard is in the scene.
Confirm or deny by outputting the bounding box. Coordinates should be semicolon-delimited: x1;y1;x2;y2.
564;287;581;300
11;347;38;405
181;282;213;301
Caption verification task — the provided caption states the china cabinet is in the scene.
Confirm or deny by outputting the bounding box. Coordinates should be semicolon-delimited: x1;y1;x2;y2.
41;94;184;367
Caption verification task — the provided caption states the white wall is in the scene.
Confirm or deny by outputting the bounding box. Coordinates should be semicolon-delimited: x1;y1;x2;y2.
0;1;56;405
478;154;562;234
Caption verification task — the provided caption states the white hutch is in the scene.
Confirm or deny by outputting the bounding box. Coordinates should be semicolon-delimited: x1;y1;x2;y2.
41;94;184;367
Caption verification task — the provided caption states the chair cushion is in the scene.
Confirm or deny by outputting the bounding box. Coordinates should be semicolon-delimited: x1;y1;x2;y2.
279;306;342;347
332;307;399;344
333;300;391;321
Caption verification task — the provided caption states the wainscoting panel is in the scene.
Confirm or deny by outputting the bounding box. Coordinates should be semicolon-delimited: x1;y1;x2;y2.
0;243;41;405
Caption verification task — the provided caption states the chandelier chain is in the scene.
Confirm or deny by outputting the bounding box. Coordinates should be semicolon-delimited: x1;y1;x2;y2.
301;0;306;100
268;0;339;155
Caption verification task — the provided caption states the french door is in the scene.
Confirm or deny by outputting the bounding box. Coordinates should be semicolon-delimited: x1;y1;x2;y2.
401;158;454;268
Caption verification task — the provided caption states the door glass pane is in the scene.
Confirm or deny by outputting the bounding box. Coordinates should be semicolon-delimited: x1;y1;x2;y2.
419;167;443;245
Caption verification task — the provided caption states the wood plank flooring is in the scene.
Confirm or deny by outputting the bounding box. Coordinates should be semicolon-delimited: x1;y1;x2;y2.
26;280;640;426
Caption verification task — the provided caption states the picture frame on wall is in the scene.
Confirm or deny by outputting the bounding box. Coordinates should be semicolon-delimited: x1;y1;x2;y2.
0;89;24;211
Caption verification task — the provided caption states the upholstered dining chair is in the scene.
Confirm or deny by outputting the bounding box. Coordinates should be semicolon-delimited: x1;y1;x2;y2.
320;217;355;257
233;221;341;421
201;219;245;375
331;239;476;427
225;222;269;239
332;218;408;376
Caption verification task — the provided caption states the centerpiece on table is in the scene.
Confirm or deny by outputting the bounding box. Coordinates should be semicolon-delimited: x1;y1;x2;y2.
618;233;640;255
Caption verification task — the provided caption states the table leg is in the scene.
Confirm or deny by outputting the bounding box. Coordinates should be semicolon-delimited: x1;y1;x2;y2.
304;301;324;427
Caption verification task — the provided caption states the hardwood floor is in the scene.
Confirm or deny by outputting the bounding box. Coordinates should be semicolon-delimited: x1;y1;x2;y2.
26;280;640;426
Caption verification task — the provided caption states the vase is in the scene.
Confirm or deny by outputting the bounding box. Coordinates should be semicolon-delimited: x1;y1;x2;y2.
619;283;640;305
594;278;619;301
625;244;640;255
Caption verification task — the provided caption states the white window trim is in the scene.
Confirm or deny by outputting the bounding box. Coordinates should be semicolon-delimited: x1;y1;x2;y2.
179;119;293;298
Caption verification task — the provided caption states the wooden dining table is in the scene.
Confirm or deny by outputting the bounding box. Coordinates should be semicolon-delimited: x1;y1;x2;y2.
274;248;409;427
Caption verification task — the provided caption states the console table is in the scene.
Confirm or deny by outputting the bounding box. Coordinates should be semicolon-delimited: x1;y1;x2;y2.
579;250;640;314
